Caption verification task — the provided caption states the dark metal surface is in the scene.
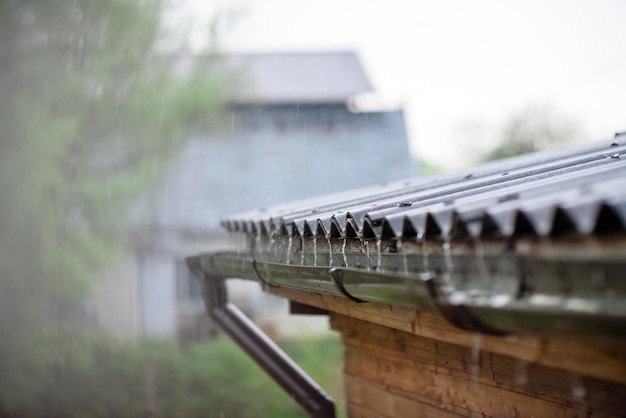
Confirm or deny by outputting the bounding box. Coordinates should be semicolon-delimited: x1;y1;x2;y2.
188;258;336;418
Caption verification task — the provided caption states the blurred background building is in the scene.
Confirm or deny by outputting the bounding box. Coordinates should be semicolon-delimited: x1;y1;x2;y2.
92;50;415;340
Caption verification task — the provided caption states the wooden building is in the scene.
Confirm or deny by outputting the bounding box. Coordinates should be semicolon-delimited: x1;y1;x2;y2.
188;136;626;417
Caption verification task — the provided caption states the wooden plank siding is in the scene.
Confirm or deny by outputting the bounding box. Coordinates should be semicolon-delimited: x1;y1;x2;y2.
332;314;626;417
269;287;626;385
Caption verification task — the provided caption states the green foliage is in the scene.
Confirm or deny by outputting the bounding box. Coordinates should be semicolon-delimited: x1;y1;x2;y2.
0;0;228;413
482;104;581;162
0;334;345;417
0;1;341;416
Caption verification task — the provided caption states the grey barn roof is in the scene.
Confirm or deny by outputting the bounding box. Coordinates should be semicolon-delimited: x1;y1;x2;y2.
226;51;374;104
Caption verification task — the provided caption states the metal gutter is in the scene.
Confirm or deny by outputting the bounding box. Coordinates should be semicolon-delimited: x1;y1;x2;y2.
187;235;626;337
186;257;336;418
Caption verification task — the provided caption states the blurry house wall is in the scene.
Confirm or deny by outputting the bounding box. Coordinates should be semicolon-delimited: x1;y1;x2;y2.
93;51;416;340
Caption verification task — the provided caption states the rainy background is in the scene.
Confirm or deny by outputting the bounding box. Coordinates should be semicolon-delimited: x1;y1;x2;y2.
1;0;625;416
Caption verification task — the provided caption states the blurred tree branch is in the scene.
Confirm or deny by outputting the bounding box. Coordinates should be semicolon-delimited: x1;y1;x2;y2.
482;104;582;162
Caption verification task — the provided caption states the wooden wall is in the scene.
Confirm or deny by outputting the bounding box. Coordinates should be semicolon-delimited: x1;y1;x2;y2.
331;314;626;418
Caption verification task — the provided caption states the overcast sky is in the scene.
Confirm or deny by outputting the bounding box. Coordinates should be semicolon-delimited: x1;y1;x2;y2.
172;0;626;170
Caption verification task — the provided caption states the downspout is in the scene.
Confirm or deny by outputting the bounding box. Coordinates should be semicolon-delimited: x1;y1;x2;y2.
187;258;336;418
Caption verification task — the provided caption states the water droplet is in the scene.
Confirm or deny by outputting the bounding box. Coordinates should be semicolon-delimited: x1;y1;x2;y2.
419;236;429;271
269;234;276;259
488;294;511;307
300;236;305;265
570;374;586;399
474;238;490;287
376;239;382;271
397;240;408;273
364;240;371;271
327;236;333;267
448;291;468;305
342;239;349;267
442;239;453;286
313;236;318;267
286;236;293;264
515;360;529;386
470;333;482;389
610;153;620;159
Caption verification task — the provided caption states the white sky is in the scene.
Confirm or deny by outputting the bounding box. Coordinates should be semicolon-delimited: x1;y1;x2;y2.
171;0;626;170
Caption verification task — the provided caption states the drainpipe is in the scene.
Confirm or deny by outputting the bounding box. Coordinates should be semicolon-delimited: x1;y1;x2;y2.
188;258;336;418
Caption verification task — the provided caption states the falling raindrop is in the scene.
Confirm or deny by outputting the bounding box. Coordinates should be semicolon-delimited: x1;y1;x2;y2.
376;239;382;271
570;374;586;400
342;238;349;267
474;238;490;288
442;238;453;286
254;233;261;259
397;240;408;273
470;333;482;389
515;360;529;386
418;234;429;272
286;235;293;264
269;234;276;261
327;236;333;267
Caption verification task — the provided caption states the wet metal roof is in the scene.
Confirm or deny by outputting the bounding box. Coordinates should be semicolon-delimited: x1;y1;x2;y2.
222;135;626;240
189;135;626;337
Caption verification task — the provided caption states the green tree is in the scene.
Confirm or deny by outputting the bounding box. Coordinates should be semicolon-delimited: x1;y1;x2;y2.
0;0;228;413
482;104;582;162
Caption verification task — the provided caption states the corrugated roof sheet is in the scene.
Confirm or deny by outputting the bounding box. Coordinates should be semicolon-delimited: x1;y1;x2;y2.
190;135;626;337
225;51;374;104
222;135;626;240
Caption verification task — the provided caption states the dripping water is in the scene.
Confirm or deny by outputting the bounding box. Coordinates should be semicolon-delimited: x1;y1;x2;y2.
342;238;349;267
442;237;453;286
240;233;246;273
313;236;318;267
286;235;293;264
470;333;482;389
474;237;490;288
269;234;276;261
376;239;382;271
300;235;305;266
569;373;586;400
515;359;529;386
364;240;371;271
254;233;261;260
418;233;428;272
327;236;333;267
397;240;408;273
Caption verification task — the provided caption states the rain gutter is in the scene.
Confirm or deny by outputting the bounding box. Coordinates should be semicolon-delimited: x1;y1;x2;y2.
187;249;626;337
186;256;336;418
